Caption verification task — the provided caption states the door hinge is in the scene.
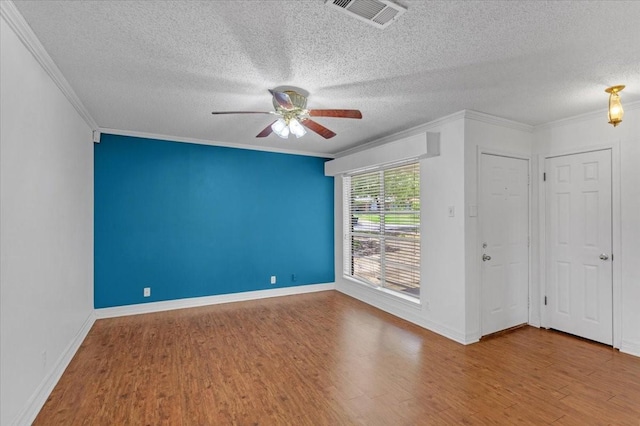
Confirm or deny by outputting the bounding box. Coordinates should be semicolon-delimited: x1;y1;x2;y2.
611;253;614;261
544;296;547;306
543;172;546;181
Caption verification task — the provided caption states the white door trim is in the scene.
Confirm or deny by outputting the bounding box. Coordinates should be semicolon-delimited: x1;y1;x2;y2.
477;147;532;334
538;140;622;348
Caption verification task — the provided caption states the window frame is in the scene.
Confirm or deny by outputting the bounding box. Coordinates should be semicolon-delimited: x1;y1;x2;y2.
343;160;421;302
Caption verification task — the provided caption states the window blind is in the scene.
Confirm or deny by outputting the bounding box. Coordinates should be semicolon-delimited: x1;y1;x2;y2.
344;162;420;298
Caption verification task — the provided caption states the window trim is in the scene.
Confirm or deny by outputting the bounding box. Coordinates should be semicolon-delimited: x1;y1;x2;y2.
343;275;422;306
343;159;421;301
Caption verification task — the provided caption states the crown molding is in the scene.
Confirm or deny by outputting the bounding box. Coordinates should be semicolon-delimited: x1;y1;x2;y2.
336;110;467;157
98;128;336;159
1;0;98;130
464;109;534;133
534;100;640;131
336;109;532;158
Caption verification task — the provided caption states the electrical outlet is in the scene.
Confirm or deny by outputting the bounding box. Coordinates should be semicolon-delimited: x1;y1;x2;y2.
291;273;297;282
143;287;151;297
270;276;276;285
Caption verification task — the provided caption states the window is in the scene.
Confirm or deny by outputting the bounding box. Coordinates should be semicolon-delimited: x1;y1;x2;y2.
343;162;420;299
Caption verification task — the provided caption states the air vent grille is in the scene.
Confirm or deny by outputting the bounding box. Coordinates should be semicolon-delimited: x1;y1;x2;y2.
333;0;351;7
347;0;386;20
326;0;407;29
372;6;399;26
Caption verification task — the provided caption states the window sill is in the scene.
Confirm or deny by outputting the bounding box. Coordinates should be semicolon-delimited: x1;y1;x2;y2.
342;275;422;308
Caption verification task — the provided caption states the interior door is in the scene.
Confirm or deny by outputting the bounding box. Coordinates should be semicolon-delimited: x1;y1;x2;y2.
545;149;612;345
480;154;529;336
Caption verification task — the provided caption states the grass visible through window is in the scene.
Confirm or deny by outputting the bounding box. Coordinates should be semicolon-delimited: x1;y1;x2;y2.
354;213;419;225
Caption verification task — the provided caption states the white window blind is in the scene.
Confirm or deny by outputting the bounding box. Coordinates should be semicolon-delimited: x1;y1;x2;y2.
344;162;420;298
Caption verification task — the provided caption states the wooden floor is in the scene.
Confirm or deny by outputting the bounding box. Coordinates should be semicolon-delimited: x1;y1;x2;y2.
35;291;640;425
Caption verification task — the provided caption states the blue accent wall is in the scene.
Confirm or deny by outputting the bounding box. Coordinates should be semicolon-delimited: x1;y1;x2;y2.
95;134;334;308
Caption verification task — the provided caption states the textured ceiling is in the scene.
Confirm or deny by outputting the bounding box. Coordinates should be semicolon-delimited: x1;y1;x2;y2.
12;0;640;156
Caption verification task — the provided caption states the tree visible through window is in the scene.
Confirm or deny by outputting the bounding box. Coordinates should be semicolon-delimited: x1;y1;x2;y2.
344;162;420;298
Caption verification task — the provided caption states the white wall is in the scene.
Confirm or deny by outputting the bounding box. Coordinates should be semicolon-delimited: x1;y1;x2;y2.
421;117;467;339
332;113;471;343
534;104;640;356
1;16;94;425
332;112;534;344
332;105;639;358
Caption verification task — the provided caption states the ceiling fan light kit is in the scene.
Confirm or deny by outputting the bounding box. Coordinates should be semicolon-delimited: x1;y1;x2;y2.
272;117;307;139
211;89;362;140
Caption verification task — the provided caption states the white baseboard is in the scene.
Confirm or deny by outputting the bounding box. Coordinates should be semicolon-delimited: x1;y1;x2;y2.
528;319;542;328
12;312;96;426
620;339;640;358
464;331;481;345
95;283;336;319
422;316;471;345
335;279;471;345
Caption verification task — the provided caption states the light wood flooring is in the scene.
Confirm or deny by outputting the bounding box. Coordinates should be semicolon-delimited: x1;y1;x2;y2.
35;291;640;425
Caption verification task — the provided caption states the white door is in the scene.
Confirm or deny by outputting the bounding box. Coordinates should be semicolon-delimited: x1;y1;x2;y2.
480;154;529;336
545;149;612;345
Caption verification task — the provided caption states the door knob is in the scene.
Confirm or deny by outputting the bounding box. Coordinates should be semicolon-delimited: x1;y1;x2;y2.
482;254;491;261
599;254;609;261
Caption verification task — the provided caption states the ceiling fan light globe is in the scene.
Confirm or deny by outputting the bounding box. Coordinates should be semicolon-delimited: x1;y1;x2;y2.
289;119;307;138
608;94;623;126
277;126;290;138
271;118;290;138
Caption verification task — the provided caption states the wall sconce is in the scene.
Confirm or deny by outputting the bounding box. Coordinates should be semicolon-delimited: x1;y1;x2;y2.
605;85;625;127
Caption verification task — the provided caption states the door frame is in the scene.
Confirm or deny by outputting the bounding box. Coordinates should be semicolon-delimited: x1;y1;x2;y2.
477;148;532;336
538;140;622;348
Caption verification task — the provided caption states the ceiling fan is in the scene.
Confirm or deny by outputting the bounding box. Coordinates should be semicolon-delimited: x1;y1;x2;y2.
211;89;362;139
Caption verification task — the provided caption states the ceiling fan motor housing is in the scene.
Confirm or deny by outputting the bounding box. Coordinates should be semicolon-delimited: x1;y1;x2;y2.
273;90;308;111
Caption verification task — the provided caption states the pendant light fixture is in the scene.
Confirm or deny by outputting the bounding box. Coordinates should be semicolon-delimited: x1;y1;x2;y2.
605;85;625;127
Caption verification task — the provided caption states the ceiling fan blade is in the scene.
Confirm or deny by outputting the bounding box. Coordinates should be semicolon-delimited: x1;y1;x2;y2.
302;119;337;139
308;109;362;119
256;121;277;138
211;111;274;115
269;89;295;110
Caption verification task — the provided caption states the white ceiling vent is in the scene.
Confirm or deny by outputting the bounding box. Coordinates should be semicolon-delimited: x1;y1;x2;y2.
325;0;407;29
